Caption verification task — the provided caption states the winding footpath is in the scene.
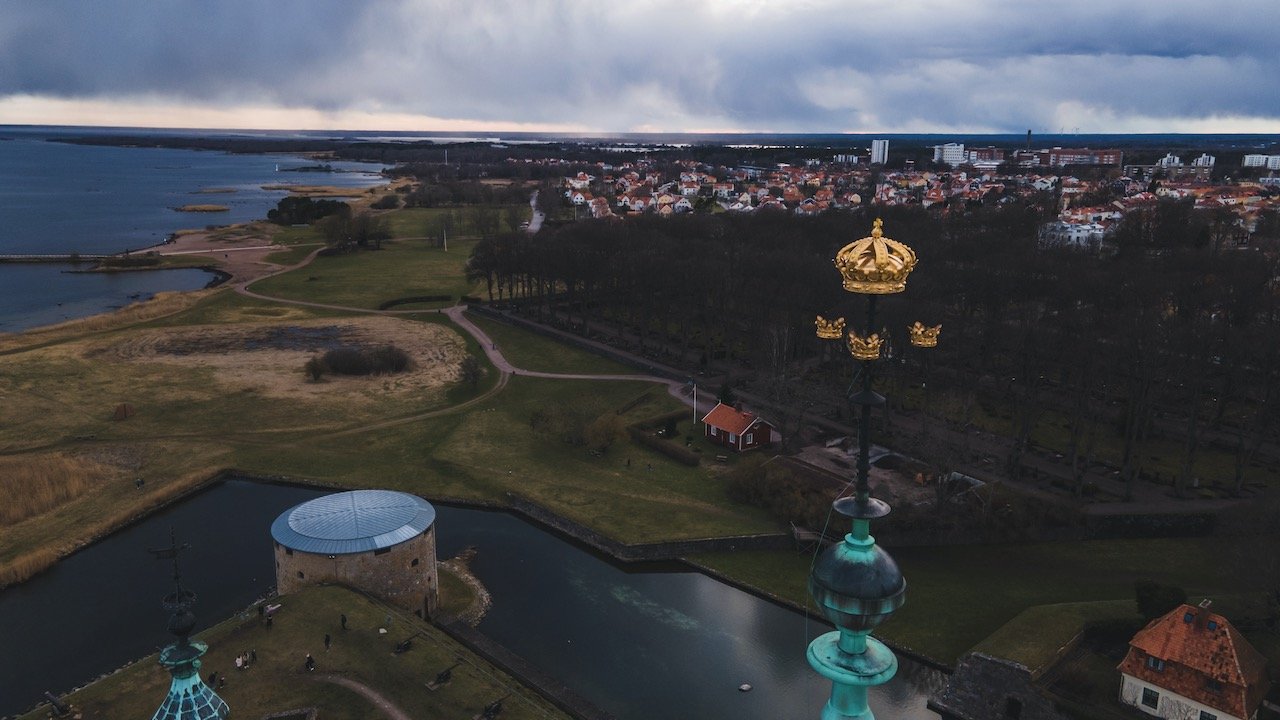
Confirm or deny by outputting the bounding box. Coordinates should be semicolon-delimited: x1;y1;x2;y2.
227;246;711;440
315;675;413;720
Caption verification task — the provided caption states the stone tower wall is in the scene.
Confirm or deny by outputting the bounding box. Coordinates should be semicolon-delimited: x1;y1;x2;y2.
274;526;438;618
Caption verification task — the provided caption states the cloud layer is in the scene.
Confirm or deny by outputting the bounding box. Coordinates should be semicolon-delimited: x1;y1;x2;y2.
2;0;1278;132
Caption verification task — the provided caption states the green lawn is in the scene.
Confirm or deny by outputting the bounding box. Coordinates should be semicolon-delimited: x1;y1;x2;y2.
247;237;480;309
692;533;1280;666
467;313;636;375
19;585;566;720
229;376;779;544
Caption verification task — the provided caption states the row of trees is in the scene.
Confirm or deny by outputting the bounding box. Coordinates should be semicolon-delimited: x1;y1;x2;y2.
469;200;1280;498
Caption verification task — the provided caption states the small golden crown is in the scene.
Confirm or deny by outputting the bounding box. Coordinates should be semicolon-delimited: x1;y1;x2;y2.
847;331;883;361
908;321;941;348
833;218;918;295
815;315;846;340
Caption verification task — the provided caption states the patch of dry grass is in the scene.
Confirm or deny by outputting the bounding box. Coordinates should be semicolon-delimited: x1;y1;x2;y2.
0;290;216;353
0;453;121;524
0;547;58;588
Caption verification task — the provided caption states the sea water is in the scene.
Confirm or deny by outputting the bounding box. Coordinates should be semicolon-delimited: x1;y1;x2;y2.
0;128;385;331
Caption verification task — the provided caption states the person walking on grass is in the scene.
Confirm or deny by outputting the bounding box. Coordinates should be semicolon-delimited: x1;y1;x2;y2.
305;653;315;672
324;633;331;651
340;613;347;630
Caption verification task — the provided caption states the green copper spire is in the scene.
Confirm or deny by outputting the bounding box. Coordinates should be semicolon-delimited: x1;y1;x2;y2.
148;530;229;720
809;220;925;719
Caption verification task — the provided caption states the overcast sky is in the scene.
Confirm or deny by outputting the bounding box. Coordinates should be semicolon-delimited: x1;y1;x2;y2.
2;0;1278;134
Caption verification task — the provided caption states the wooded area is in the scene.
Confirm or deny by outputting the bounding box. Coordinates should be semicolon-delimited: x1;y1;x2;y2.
467;201;1280;499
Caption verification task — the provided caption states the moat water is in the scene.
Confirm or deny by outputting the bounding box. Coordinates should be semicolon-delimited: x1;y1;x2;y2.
0;479;944;719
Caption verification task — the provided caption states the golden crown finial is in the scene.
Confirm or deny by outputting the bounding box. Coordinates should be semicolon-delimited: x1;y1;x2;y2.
815;315;846;340
833;218;918;294
847;331;883;361
908;321;941;348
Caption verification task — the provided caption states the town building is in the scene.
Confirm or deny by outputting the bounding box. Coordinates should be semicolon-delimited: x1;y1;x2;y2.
1117;601;1270;720
1040;147;1124;167
1192;153;1216;167
1243;154;1280;170
871;139;889;165
933;143;967;166
701;402;775;452
272;489;439;618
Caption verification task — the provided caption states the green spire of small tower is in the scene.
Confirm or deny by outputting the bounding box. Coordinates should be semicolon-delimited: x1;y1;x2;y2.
809;219;936;719
148;530;229;720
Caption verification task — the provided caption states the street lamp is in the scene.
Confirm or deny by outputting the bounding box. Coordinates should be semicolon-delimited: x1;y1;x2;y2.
807;218;936;720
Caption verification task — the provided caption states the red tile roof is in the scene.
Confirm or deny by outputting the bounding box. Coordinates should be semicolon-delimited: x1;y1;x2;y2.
1117;603;1269;719
701;402;768;435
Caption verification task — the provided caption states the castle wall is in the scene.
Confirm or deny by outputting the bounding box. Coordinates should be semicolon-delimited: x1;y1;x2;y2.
274;527;438;618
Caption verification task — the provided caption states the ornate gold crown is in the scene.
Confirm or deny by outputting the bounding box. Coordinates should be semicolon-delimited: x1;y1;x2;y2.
815;315;846;340
833;218;918;295
847;331;883;361
908;321;941;348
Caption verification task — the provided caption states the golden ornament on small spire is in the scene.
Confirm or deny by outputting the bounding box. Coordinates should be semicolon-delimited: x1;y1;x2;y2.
847;331;883;361
815;315;846;340
833;218;918;295
908;321;941;348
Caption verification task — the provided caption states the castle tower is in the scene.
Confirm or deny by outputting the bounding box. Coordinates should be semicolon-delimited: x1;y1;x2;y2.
149;532;229;720
271;490;439;618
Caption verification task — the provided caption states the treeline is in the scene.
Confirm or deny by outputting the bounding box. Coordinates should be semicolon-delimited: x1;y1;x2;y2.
469;201;1280;498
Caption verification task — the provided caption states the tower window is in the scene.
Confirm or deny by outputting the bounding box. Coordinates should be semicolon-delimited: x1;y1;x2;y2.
411;558;420;567
285;547;293;556
297;571;305;579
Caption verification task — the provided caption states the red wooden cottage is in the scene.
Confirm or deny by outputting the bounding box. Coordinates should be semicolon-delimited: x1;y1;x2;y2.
701;402;776;452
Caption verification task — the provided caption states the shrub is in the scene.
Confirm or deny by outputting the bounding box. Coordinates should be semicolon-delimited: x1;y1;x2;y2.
1135;580;1187;620
304;356;326;382
320;345;410;376
371;194;400;210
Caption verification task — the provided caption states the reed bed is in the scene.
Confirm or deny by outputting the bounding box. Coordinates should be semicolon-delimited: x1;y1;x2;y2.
0;547;58;588
0;454;117;525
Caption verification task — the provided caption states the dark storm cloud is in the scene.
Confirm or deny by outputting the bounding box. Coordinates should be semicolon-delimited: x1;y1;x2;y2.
1;0;1277;131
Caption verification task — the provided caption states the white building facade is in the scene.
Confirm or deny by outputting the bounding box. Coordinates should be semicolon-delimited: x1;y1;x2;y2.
871;139;889;165
1119;673;1247;720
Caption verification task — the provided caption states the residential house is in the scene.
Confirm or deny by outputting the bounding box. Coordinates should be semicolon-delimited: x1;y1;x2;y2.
701;402;776;452
1117;601;1269;720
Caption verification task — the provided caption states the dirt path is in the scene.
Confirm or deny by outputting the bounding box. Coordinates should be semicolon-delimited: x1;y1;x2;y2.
315;674;413;720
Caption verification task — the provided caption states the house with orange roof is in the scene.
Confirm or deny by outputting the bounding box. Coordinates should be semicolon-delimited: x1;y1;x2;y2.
1117;600;1269;720
701;402;776;452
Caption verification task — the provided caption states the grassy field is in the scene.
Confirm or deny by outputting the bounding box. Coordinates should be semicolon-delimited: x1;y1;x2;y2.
466;313;636;375
693;532;1280;666
18;585;566;720
7;196;1278;697
248;237;481;309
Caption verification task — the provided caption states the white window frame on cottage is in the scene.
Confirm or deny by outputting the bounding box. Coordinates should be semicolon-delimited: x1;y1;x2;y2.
728;432;737;443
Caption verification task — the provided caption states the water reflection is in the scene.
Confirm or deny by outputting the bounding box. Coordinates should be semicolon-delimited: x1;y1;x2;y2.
0;481;943;719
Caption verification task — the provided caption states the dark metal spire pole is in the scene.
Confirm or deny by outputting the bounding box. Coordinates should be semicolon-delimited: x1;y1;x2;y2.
147;530;228;720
